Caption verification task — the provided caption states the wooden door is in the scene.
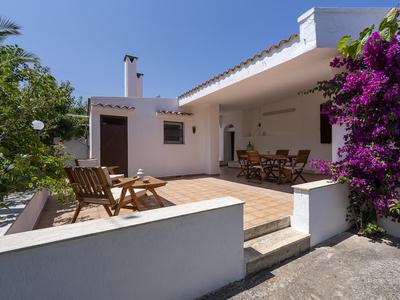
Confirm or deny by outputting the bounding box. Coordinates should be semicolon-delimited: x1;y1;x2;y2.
100;115;128;176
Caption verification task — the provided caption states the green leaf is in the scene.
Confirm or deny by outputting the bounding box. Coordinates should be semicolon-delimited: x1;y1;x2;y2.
0;147;11;156
32;170;46;180
379;18;398;42
347;40;361;59
342;45;349;57
386;7;399;23
4;163;15;172
337;35;351;51
359;25;374;45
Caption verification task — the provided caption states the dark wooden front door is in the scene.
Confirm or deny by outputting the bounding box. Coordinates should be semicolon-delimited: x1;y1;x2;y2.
100;115;128;176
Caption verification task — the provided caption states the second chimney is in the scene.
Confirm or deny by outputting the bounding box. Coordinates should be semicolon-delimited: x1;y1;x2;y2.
124;55;143;97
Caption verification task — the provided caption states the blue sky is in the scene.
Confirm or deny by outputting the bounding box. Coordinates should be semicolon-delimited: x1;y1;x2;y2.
2;1;396;100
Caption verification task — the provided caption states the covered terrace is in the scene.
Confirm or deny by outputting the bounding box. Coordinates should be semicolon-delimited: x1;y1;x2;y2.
36;166;329;230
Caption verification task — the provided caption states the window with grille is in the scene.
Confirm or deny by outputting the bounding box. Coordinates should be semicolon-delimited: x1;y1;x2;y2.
164;121;184;144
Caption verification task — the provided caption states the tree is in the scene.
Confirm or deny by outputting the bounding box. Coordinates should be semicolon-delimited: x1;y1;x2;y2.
0;45;84;207
0;16;21;43
0;16;39;62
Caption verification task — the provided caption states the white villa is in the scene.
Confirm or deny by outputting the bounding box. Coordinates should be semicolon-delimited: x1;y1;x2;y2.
88;7;390;178
2;7;400;300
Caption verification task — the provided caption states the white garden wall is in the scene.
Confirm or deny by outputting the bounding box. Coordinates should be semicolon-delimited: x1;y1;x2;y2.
5;189;50;235
292;180;400;246
90;97;219;177
0;197;245;300
54;137;89;164
291;180;350;247
0;189;49;236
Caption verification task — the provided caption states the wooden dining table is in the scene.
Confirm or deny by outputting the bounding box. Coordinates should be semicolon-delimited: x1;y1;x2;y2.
118;176;166;211
260;154;296;184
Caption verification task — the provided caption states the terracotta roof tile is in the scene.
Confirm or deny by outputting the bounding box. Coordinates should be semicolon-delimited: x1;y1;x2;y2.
92;103;135;110
156;110;194;116
178;34;299;99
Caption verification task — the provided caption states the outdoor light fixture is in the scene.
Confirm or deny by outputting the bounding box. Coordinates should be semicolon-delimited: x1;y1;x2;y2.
31;120;44;131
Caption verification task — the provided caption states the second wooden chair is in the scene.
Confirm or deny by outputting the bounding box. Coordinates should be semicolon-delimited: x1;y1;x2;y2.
247;150;273;184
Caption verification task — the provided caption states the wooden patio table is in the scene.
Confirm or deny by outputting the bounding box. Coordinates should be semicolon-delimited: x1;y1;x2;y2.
260;154;296;184
118;176;166;211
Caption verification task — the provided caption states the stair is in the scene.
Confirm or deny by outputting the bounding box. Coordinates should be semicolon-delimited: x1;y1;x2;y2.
244;216;310;276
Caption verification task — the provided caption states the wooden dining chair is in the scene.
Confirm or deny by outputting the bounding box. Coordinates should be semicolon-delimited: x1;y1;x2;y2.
64;166;146;223
246;150;273;184
281;150;311;184
236;150;250;178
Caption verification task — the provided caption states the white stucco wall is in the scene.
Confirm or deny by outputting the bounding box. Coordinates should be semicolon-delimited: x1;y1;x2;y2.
291;180;350;247
292;180;400;246
204;104;220;174
0;197;245;300
90;97;219;177
54;137;89;164
298;7;391;49
331;123;347;162
220;92;331;170
220;111;244;162
5;189;50;235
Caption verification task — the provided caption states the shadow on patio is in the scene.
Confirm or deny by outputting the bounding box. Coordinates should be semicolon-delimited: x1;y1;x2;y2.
36;166;330;230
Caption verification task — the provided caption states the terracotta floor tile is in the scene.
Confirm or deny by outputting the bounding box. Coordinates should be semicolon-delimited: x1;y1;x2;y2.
35;167;330;230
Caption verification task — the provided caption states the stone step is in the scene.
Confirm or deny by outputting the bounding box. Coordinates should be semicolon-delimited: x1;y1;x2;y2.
244;227;310;276
244;216;290;241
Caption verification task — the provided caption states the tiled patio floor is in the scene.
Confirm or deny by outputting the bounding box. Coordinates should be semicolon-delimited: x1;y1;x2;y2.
36;167;330;230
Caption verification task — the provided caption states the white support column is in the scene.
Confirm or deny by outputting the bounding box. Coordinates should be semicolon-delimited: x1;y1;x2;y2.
332;124;347;162
205;104;220;175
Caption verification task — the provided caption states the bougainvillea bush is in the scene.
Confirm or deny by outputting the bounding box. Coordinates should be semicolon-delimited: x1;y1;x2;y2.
306;8;400;233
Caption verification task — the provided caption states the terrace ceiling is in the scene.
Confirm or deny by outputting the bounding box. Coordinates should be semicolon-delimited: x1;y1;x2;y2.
179;47;340;115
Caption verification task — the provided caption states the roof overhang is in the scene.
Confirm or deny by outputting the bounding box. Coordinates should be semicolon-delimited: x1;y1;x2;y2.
178;7;390;115
179;47;339;114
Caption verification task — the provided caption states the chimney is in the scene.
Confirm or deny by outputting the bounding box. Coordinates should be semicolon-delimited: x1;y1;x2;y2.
124;55;143;97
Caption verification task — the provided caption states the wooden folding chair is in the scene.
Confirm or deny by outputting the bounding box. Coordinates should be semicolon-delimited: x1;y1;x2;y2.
64;166;146;223
236;150;250;178
247;150;273;184
75;158;124;182
281;150;311;184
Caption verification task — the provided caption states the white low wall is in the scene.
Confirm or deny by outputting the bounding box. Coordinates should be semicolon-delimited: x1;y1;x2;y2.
291;180;351;247
6;188;49;235
378;216;400;238
0;197;245;300
292;180;400;246
0;189;49;236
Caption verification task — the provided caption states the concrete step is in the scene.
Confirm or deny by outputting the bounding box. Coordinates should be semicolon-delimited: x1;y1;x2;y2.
244;216;290;241
244;227;310;276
